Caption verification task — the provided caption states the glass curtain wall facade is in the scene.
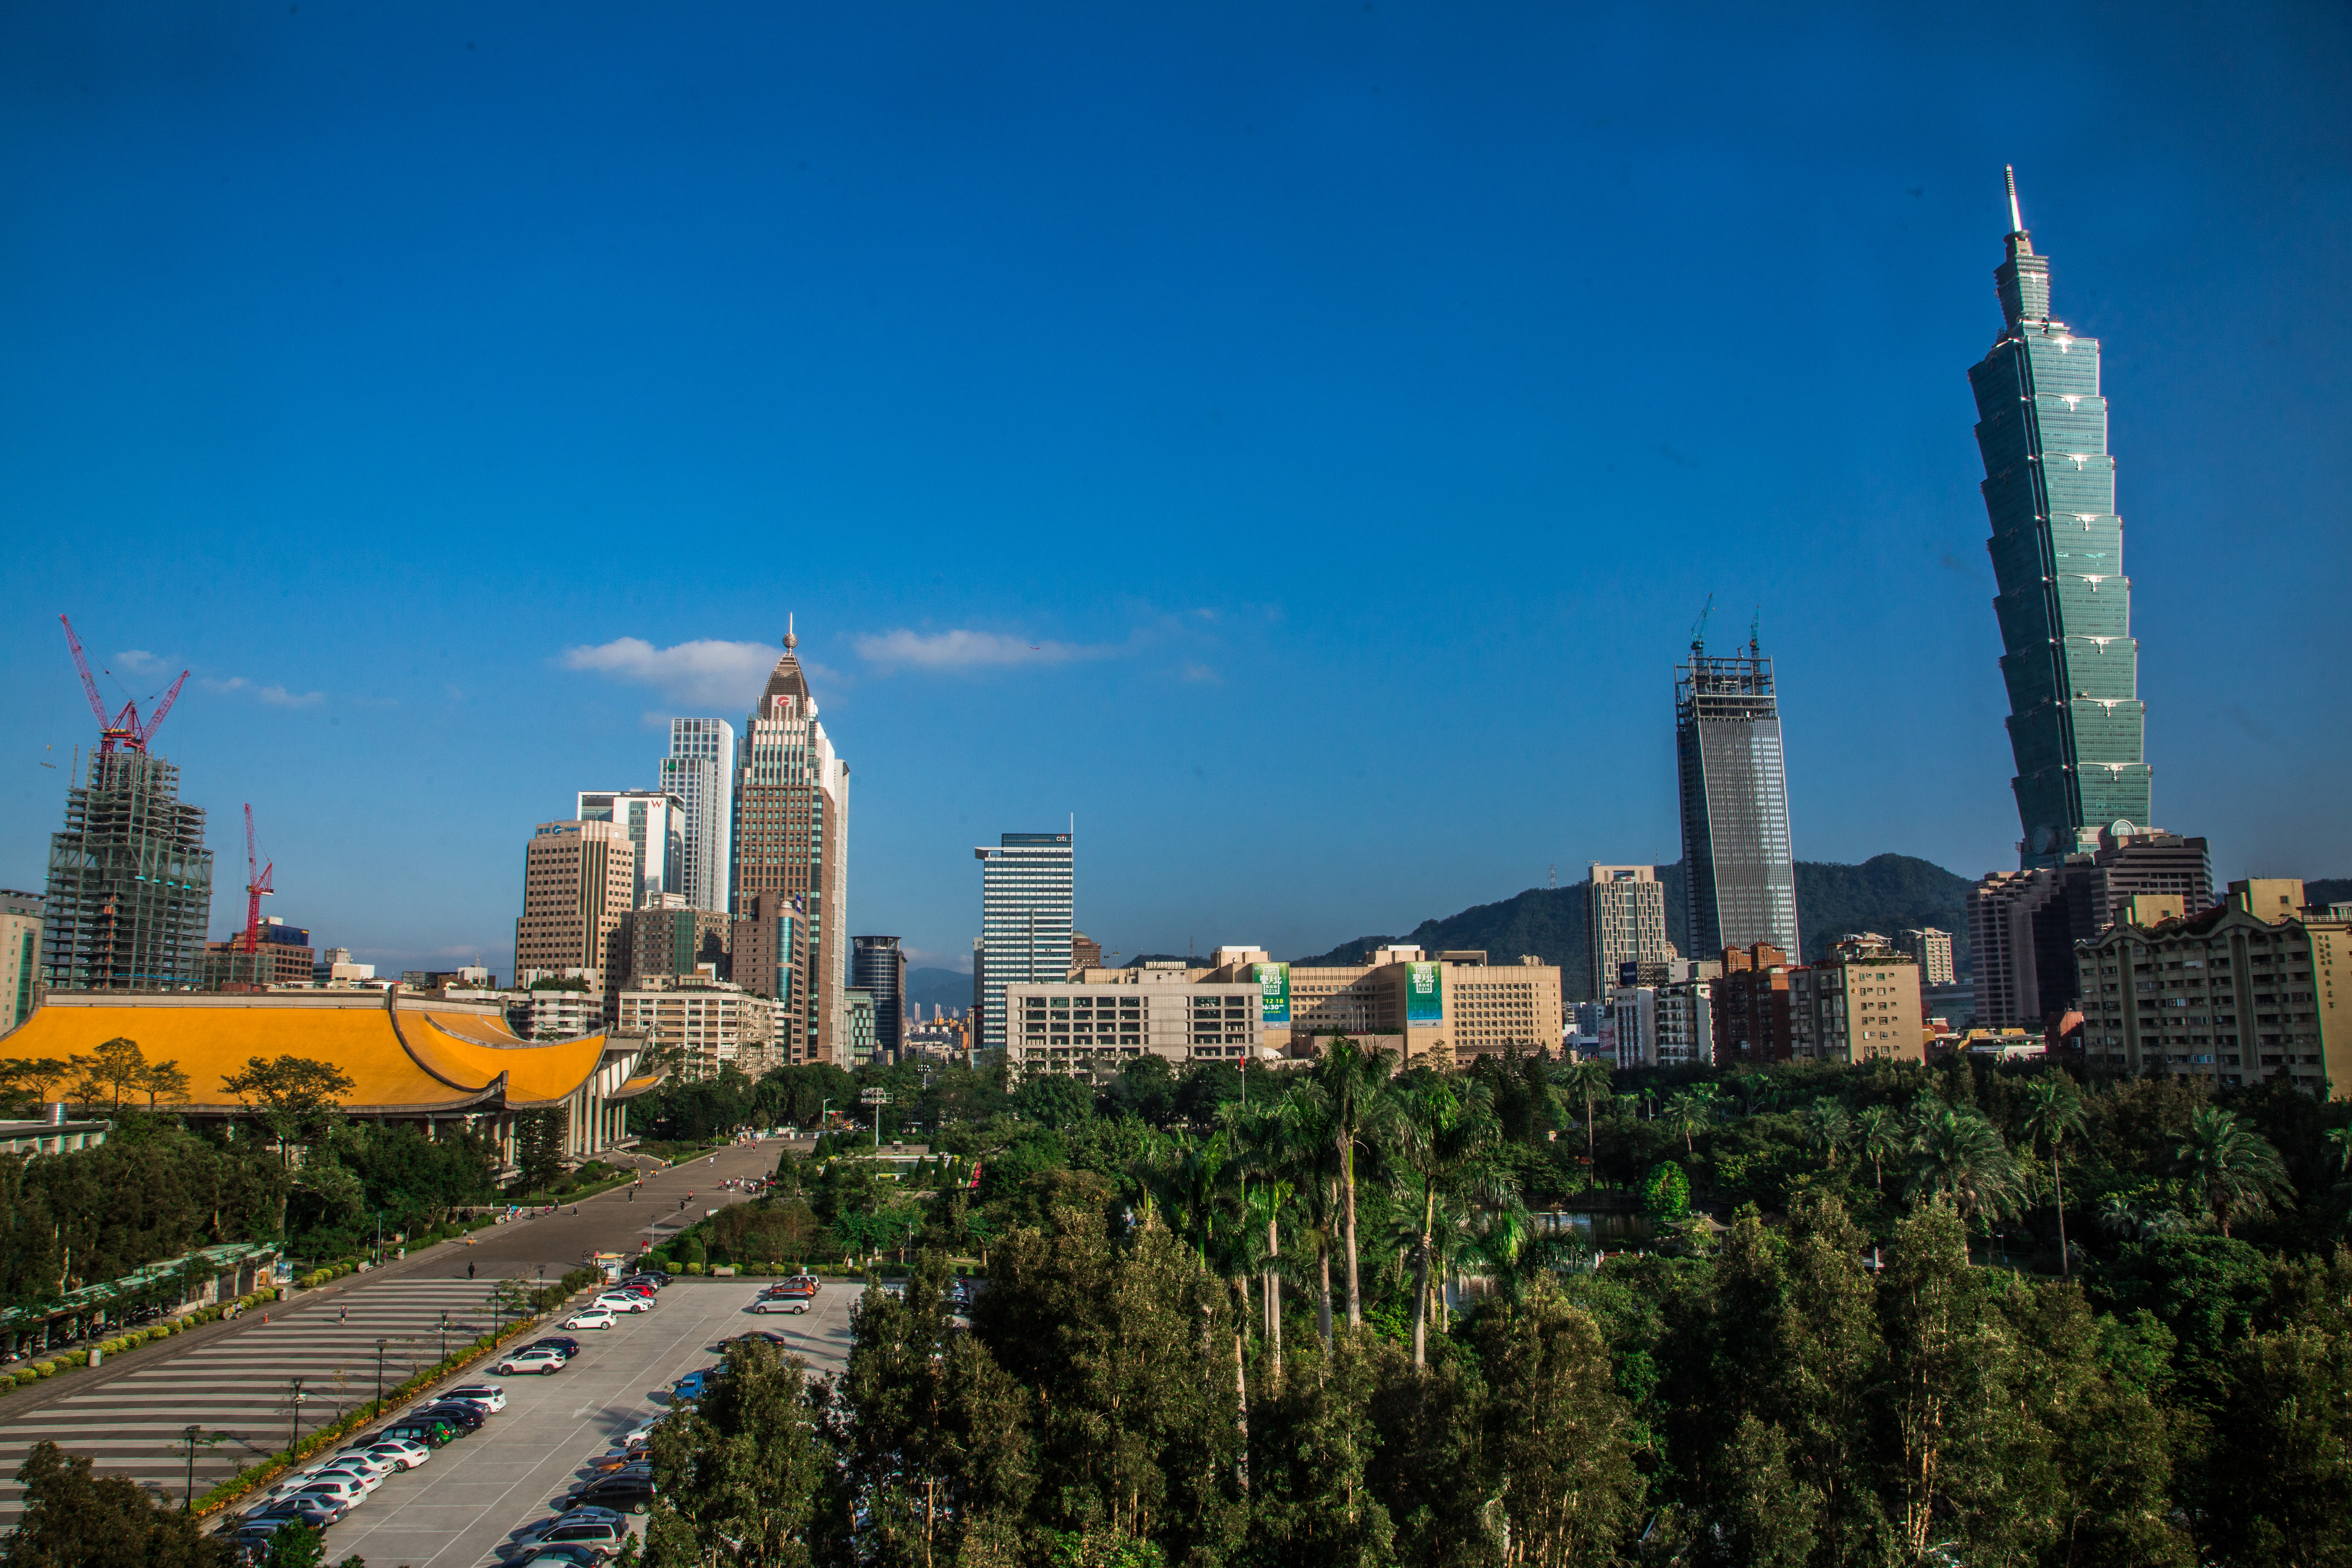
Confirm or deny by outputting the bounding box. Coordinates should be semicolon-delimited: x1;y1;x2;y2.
1676;640;1801;963
661;719;736;914
577;790;686;909
851;935;907;1063
1968;171;2149;867
42;751;214;991
973;832;1074;1053
734;634;849;1062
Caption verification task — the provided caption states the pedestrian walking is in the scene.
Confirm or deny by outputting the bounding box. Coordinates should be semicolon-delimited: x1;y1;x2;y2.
467;1262;476;1281
339;1306;347;1324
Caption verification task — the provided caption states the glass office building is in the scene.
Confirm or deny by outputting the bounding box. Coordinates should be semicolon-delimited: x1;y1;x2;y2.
660;718;735;913
1676;637;1801;964
1967;170;2150;868
973;832;1074;1053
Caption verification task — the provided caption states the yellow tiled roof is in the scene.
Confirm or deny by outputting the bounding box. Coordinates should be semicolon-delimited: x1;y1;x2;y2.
2;994;621;1116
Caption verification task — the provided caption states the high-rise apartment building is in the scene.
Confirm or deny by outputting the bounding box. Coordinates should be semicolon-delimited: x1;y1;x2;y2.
1968;169;2150;868
733;628;849;1063
1788;935;1926;1065
851;935;907;1064
201;919;317;990
578;790;687;909
42;751;214;992
1676;631;1801;962
1897;927;1956;987
1;891;42;1028
1586;865;1677;1001
661;719;736;914
973;832;1074;1053
514;820;637;991
2074;879;2348;1096
1712;942;1793;1065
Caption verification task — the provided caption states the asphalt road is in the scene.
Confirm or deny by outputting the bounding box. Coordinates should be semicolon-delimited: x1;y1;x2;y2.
0;1139;785;1532
317;1274;861;1566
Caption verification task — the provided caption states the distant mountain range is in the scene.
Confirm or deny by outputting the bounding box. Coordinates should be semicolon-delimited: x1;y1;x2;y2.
906;967;973;1011
1291;855;1975;1000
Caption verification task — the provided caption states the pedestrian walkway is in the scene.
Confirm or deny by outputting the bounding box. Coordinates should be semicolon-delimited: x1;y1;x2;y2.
0;1275;516;1521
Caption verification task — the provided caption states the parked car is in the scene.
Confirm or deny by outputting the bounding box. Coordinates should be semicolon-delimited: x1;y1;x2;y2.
286;1477;368;1510
671;1368;721;1401
239;1495;347;1530
410;1401;489;1432
305;1462;385;1494
517;1507;630;1551
497;1348;568;1376
619;1272;667;1289
526;1336;584;1360
569;1461;650;1499
591;1293;653;1314
719;1329;791;1349
568;1473;655;1514
378;1418;458;1448
565;1307;619;1331
752;1296;810;1315
360;1438;430;1469
443;1383;509;1412
512;1548;612;1568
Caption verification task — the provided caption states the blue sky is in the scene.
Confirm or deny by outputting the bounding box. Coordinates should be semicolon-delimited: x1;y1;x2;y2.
3;1;2347;978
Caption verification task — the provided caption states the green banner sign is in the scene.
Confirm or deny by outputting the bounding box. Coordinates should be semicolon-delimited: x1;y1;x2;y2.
1406;961;1444;1026
1254;963;1291;1025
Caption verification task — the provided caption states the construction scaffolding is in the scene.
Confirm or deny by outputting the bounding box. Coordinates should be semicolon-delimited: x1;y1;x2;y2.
42;750;214;992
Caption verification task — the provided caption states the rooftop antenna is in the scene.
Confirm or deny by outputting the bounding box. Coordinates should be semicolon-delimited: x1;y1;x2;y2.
2005;165;2024;235
784;612;796;650
1689;592;1714;654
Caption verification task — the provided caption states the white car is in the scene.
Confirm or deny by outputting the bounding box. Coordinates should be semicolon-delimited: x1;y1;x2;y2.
287;1476;368;1509
361;1439;429;1470
565;1307;618;1331
443;1383;508;1412
318;1452;394;1480
496;1348;567;1376
592;1294;653;1314
307;1465;384;1497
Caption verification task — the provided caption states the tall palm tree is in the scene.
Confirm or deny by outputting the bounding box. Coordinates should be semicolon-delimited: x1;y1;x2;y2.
1267;1083;1346;1349
1854;1105;1901;1191
1309;1035;1396;1330
1903;1101;2026;1246
2172;1106;2293;1238
1554;1056;1612;1180
2016;1077;2089;1276
1661;1089;1713;1156
1801;1099;1852;1169
1388;1076;1514;1366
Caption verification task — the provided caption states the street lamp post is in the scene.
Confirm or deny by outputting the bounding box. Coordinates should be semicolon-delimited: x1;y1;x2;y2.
182;1424;199;1508
374;1338;388;1412
286;1378;305;1455
439;1311;450;1366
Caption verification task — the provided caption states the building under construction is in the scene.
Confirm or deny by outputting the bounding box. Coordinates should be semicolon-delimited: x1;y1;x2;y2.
42;750;214;992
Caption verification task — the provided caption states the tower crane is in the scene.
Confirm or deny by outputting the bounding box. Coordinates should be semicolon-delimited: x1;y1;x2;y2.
59;615;189;756
240;804;275;954
1689;593;1714;654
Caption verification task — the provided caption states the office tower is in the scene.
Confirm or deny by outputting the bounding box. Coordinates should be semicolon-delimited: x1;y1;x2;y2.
577;790;688;909
1897;927;1956;987
1586;865;1677;1000
1;891;41;1027
852;935;907;1062
1071;930;1104;974
42;751;214;992
662;719;736;913
729;890;807;1058
628;897;731;988
844;988;877;1070
514;820;637;991
734;627;849;1063
1970;827;2214;1029
1968;169;2150;868
202;918;316;990
973;831;1074;1053
1676;627;1802;963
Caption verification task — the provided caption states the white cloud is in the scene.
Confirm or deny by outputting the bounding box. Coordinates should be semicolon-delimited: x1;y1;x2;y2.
199;676;249;694
258;686;323;708
560;637;780;708
1179;662;1221;684
852;628;1118;672
113;649;168;676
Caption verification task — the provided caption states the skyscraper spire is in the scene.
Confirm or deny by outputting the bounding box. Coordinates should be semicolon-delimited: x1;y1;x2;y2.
785;611;797;650
2005;164;2024;236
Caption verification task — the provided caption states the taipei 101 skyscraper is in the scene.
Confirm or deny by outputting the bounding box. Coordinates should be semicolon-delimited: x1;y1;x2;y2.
1967;168;2152;868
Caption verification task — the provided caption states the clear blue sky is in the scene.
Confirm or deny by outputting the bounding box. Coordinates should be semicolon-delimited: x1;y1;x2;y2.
3;1;2347;979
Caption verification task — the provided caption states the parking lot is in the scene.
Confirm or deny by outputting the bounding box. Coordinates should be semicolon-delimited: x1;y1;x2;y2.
312;1276;861;1566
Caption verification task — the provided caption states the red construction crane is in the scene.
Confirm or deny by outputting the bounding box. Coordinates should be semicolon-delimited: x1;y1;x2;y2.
59;615;189;756
240;804;275;954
